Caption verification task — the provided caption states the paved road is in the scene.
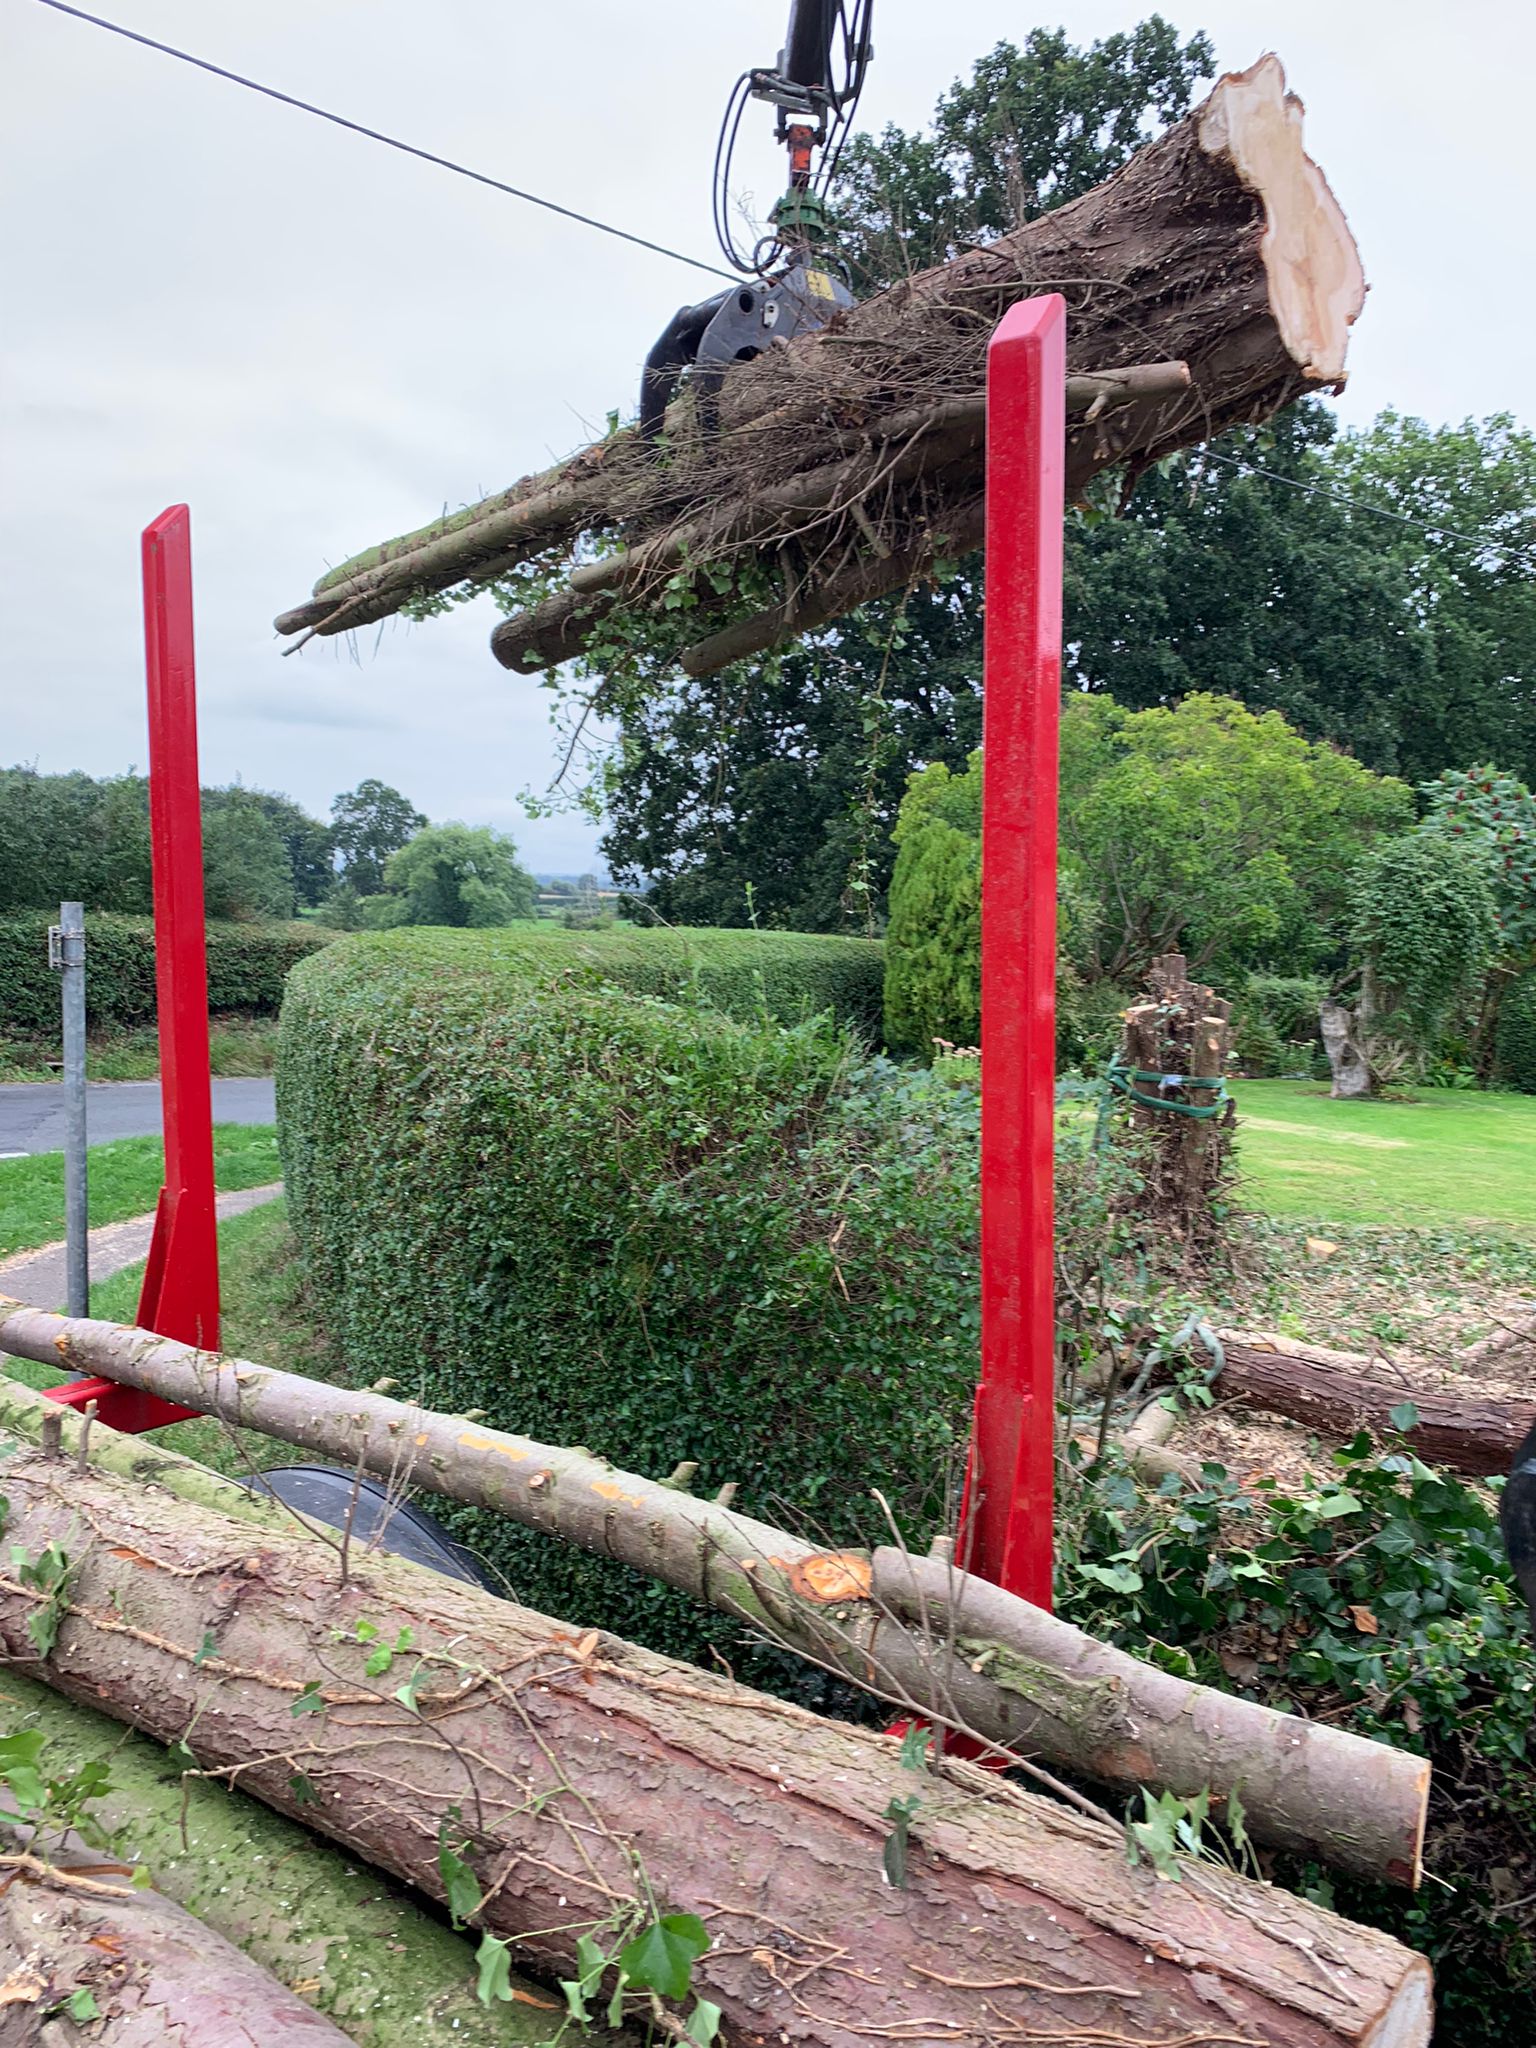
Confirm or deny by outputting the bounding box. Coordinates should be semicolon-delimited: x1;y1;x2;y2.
0;1078;276;1156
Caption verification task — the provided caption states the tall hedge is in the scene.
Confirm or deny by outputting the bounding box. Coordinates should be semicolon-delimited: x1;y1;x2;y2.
0;914;331;1038
277;926;978;1668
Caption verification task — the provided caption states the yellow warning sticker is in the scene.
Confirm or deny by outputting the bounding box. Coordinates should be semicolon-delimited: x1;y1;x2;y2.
805;269;835;300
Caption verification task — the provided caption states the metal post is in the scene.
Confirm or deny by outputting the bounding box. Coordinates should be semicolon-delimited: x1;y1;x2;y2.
956;295;1066;1610
51;903;89;1317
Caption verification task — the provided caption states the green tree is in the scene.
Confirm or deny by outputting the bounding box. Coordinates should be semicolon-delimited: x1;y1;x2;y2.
200;801;294;921
603;578;984;930
381;824;536;928
330;780;426;896
883;696;1412;1054
1348;833;1498;1046
834;18;1214;284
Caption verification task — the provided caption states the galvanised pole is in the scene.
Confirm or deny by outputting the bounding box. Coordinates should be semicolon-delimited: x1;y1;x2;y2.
56;902;89;1318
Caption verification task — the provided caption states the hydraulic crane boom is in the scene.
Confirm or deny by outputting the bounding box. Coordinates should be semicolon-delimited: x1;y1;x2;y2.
639;0;872;434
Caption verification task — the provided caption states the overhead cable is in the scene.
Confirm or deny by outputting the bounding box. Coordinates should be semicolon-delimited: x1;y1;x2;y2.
28;0;736;282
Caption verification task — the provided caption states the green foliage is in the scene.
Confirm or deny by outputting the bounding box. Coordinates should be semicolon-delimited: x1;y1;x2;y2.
1349;832;1500;1046
1495;970;1536;1093
881;699;1410;1054
1057;1430;1536;2044
1231;975;1326;1078
277;926;977;1665
0;767;342;922
0;912;330;1038
883;759;981;1053
1423;765;1536;962
200;799;295;922
329;779;426;896
379;824;538;928
603;579;984;932
832;18;1214;285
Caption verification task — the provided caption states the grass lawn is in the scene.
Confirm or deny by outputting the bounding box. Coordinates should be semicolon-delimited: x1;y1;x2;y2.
1230;1078;1536;1238
0;1016;280;1083
0;1124;281;1260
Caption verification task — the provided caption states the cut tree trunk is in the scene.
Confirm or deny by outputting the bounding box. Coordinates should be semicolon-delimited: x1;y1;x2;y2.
1319;1001;1372;1099
0;1417;1434;2046
1213;1331;1535;1477
273;54;1364;677
0;1814;355;2048
0;1672;561;2046
0;1317;1429;1886
1118;953;1235;1252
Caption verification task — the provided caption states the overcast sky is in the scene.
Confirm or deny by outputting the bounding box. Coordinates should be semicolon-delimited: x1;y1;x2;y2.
4;1;1532;872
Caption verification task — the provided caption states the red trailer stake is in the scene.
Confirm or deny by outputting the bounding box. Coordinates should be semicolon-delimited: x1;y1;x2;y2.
958;296;1066;1609
47;506;215;1430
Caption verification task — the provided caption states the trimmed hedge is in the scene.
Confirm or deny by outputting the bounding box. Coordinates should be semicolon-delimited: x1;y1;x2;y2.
0;914;331;1038
277;925;975;1668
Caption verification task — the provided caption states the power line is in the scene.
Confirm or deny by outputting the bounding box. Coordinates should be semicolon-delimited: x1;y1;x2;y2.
28;0;736;283
1199;448;1536;571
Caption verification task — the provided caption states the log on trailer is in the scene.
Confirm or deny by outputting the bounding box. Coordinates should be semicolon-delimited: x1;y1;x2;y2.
0;1320;1430;1888
273;54;1365;678
0;1671;566;2046
0;1405;1434;2046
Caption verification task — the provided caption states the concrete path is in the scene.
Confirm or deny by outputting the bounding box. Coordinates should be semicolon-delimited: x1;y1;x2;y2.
0;1078;276;1156
0;1183;284;1311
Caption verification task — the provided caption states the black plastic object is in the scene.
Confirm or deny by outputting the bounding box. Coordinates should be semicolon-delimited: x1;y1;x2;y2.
231;1466;498;1591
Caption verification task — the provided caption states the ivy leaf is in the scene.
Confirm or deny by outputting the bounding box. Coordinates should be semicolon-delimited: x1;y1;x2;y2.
474;1932;514;2005
881;1792;920;1889
438;1842;483;1929
65;1990;100;2021
291;1682;326;1718
394;1669;423;1713
616;1913;710;2002
365;1645;395;1677
1313;1491;1364;1520
192;1629;218;1669
1388;1401;1421;1434
0;1730;47;1813
686;1998;724;2044
289;1772;317;1806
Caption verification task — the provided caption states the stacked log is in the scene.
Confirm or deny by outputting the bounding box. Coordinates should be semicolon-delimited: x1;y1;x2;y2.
0;1406;1434;2045
0;1324;1430;1887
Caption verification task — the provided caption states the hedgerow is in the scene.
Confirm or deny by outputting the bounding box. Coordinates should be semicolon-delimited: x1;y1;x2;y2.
277;925;969;1666
0;913;330;1037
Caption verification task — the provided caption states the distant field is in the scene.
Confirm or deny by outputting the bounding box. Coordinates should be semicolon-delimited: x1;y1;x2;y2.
1230;1079;1536;1237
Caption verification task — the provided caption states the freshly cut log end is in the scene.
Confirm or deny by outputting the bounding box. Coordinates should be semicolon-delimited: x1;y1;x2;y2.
272;50;1365;672
1199;54;1366;385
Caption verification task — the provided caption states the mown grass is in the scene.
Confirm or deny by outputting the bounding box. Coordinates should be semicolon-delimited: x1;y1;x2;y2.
0;1124;280;1260
0;1015;281;1083
1229;1078;1536;1237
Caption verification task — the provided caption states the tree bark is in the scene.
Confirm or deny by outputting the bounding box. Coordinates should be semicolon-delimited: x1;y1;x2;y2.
0;1329;1429;1888
0;1673;560;2046
1319;1001;1372;1100
273;55;1364;675
0;1814;355;2047
0;1426;1433;2046
1118;954;1235;1253
1212;1331;1535;1478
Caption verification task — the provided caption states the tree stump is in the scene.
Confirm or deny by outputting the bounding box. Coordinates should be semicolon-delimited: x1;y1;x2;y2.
1117;953;1235;1253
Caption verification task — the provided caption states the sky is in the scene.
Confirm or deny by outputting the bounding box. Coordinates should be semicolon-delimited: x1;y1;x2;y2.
3;0;1533;873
